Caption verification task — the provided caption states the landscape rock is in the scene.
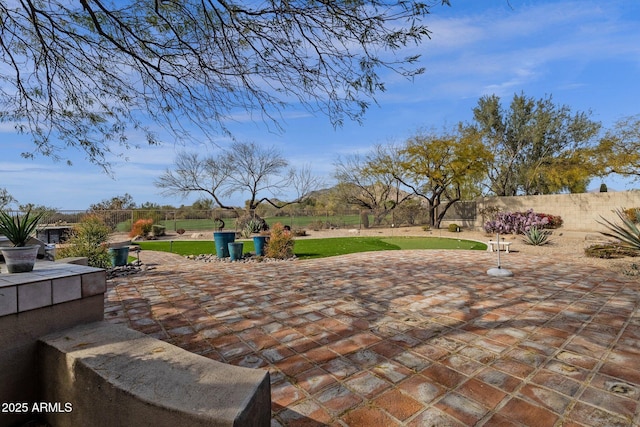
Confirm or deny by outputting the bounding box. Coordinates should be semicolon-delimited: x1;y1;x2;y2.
187;253;297;264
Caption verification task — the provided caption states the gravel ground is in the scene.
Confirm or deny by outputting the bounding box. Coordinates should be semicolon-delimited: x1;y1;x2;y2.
288;226;637;278
457;228;639;276
331;226;640;277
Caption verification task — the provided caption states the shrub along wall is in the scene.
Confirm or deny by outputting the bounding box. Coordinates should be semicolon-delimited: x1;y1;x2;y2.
474;191;640;232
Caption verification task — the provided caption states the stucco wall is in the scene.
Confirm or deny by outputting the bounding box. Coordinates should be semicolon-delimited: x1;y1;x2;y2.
474;191;640;232
0;262;105;427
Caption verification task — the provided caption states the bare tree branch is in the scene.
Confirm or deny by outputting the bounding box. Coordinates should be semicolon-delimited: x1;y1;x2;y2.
0;1;450;170
155;143;323;209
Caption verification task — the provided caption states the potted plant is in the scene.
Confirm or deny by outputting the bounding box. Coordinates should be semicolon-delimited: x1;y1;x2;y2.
0;209;45;273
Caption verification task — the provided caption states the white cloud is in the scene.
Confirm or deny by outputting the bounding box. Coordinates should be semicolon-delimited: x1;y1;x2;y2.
380;0;640;104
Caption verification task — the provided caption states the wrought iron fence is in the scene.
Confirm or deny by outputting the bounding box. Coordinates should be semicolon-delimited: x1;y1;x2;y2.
6;202;477;237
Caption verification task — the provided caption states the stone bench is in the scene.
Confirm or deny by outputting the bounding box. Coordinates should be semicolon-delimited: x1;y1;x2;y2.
39;321;271;427
487;240;512;253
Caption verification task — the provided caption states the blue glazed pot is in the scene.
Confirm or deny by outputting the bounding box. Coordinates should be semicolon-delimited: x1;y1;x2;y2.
252;235;268;256
108;246;129;267
228;242;244;261
213;232;236;258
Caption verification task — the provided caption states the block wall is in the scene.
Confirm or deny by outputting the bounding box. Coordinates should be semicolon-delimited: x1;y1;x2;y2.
474;191;640;232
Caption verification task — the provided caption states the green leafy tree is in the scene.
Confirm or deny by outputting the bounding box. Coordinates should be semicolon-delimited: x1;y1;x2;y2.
89;194;136;211
1;1;450;170
138;202;163;210
394;127;492;228
88;194;136;229
467;93;601;195
191;199;215;211
16;203;58;224
594;115;640;180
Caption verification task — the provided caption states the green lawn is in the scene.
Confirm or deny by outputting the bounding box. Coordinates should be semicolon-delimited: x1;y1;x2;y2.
137;236;486;260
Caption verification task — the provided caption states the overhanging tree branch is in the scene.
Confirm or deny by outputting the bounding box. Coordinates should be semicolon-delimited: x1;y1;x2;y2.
1;1;450;170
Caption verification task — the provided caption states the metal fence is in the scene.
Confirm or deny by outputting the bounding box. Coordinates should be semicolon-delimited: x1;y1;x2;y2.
8;202;477;237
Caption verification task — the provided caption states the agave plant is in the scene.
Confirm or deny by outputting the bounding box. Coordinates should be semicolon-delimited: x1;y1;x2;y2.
521;226;552;246
238;219;259;238
598;209;640;252
0;209;45;247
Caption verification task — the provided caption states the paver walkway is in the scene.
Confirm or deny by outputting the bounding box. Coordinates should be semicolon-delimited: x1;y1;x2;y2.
105;249;640;426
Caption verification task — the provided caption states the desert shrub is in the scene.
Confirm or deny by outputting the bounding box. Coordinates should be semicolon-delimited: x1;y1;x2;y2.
309;220;337;231
117;219;133;233
584;243;639;259
129;218;154;238
265;222;295;259
623;263;640;276
292;228;307;237
57;215;111;268
309;220;324;231
536;213;563;228
484;209;557;234
521;227;552;246
622;208;640;223
176;228;185;235
393;199;424;225
479;206;502;219
448;223;461;232
132;209;163;225
152;224;166;236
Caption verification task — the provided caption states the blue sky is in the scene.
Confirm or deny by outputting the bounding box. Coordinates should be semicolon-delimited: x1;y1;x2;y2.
2;0;640;210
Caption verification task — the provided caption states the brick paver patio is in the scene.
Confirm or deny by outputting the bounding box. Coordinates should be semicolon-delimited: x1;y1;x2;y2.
105;249;640;426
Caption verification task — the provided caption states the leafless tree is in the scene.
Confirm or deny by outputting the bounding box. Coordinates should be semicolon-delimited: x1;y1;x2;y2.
333;147;411;225
155;152;235;209
155;142;322;209
0;188;17;210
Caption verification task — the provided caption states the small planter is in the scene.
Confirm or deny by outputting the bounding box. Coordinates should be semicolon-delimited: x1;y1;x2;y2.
213;231;236;258
252;235;268;257
108;247;130;267
228;242;244;261
1;245;39;273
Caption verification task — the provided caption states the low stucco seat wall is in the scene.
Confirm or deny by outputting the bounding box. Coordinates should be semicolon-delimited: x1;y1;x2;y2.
39;321;271;427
